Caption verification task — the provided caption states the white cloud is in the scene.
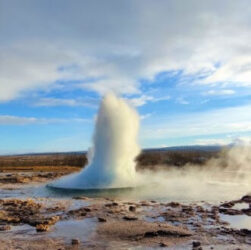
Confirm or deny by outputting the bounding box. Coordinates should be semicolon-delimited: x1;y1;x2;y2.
128;95;154;107
203;89;235;96
140;113;153;120
34;97;98;107
0;0;251;101
195;138;232;146
0;115;89;125
203;56;251;86
128;95;170;107
176;97;189;105
195;136;251;146
141;105;251;140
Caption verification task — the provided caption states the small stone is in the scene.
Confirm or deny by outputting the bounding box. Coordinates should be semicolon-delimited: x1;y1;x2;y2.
193;241;201;248
241;195;251;203
159;242;168;247
98;217;106;222
123;216;138;221
36;224;50;232
129;206;136;212
167;202;180;207
144;231;158;237
239;228;251;236
72;196;87;200
71;238;80;245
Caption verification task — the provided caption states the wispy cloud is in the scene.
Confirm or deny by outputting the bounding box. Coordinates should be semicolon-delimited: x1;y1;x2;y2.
195;136;251;146
140;113;153;120
203;89;235;96
34;97;98;108
128;95;170;107
176;97;189;105
0;115;90;125
1;1;251;101
141;105;251;140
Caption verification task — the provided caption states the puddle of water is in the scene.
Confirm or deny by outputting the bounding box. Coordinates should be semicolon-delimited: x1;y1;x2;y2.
48;218;97;242
144;216;165;223
220;214;251;230
232;203;249;210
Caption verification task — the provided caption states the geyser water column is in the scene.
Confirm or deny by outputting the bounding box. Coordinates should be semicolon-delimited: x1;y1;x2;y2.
49;93;141;190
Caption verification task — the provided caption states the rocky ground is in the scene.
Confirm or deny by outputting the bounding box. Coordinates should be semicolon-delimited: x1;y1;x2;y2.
0;172;250;249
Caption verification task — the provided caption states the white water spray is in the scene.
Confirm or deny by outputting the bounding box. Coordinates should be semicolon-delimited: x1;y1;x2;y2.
50;93;140;189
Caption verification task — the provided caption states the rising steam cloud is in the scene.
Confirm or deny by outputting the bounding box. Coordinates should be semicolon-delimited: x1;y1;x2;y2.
136;140;251;202
49;93;250;202
50;93;140;189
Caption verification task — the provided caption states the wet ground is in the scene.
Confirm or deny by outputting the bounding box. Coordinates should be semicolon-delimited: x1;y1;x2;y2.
0;172;250;249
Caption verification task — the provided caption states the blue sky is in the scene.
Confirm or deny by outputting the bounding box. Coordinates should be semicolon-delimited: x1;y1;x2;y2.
0;0;251;154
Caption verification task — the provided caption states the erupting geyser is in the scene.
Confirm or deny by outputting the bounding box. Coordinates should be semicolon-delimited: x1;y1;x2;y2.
49;93;140;190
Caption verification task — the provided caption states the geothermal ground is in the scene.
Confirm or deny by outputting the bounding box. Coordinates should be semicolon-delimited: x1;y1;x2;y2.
0;159;250;250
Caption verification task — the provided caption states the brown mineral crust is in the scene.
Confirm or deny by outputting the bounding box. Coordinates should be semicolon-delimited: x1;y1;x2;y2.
67;207;90;217
97;220;193;245
129;205;136;212
36;223;50;232
23;215;60;227
0;224;11;231
219;208;243;215
0;198;62;228
123;215;138;221
241;208;251;216
241;195;251;203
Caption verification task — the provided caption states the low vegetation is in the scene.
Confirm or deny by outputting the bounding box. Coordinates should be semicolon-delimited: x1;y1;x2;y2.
0;148;220;172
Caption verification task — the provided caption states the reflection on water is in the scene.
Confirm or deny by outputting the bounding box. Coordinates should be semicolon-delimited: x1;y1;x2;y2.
0;179;250;204
220;214;251;230
49;218;97;241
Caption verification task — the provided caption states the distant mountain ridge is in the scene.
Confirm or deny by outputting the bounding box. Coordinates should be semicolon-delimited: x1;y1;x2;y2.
2;145;224;157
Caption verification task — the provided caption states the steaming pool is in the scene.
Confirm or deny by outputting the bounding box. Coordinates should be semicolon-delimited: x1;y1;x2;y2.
0;173;250;250
1;176;250;203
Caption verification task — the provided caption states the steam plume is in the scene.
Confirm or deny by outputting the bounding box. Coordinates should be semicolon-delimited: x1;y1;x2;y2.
50;93;140;189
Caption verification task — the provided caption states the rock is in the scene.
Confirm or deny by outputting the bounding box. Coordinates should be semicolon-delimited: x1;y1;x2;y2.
239;228;251;236
166;202;180;208
196;206;205;213
72;196;88;200
144;231;158;237
129;206;136;212
157;229;192;237
98;217;106;222
140;201;150;206
71;238;80;245
123;216;138;221
219;208;243;215
0;225;11;231
36;224;50;232
220;201;235;208
67;208;88;217
241;195;251;203
193;241;201;248
25;215;60;227
105;202;118;207
159;242;168;247
242;208;251;216
84;207;91;212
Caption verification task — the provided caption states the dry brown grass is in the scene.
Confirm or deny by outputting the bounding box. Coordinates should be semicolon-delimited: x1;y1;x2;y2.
0;149;220;172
